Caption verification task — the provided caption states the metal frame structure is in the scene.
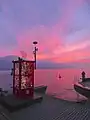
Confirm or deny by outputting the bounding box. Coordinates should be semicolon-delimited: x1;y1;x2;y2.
12;57;34;98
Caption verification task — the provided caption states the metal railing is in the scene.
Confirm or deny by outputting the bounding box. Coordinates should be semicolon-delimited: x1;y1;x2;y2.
0;111;11;120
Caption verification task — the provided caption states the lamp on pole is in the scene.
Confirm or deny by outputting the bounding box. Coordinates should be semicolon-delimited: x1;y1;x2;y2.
33;41;38;69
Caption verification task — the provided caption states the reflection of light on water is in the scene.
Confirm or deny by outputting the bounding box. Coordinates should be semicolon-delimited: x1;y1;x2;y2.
50;86;87;102
52;89;86;102
0;68;89;101
73;76;80;84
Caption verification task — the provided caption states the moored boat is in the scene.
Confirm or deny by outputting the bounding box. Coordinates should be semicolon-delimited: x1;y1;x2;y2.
81;78;90;82
74;82;90;98
74;71;90;98
34;85;47;94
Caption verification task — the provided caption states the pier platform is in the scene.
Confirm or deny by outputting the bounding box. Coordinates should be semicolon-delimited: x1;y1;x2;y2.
0;93;43;112
0;94;89;120
10;95;89;120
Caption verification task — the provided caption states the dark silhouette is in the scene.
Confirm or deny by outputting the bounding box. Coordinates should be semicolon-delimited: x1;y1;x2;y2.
11;68;13;76
81;71;85;82
12;58;34;98
59;74;61;79
33;41;38;69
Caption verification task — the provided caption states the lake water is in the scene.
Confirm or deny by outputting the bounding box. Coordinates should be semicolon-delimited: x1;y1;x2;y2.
0;68;90;101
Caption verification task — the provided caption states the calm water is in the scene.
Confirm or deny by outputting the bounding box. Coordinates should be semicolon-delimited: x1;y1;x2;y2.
0;68;90;101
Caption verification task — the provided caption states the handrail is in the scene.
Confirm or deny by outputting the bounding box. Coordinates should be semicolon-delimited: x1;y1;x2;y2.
0;111;11;120
74;82;90;90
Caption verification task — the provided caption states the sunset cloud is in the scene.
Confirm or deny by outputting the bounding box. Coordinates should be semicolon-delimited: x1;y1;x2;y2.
53;39;90;55
0;0;90;63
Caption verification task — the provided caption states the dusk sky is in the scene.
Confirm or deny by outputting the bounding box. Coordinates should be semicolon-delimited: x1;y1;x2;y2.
0;0;90;62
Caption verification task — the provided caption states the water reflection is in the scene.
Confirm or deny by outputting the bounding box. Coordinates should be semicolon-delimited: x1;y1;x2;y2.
0;68;89;101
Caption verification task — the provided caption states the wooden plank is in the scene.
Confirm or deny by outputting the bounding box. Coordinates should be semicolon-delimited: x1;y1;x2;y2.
10;95;89;120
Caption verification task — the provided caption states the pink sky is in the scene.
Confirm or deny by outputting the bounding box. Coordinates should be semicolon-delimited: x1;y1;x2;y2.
0;0;90;63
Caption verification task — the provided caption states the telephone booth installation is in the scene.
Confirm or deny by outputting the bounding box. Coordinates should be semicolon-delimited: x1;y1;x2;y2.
12;57;34;98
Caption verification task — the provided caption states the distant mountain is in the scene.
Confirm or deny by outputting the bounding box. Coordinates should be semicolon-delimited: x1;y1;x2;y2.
37;58;90;68
0;55;18;61
0;55;18;70
37;60;74;69
0;55;90;70
74;58;90;63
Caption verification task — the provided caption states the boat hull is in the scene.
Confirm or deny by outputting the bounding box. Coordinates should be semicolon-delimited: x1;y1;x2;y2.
74;84;90;98
34;85;47;94
82;78;90;82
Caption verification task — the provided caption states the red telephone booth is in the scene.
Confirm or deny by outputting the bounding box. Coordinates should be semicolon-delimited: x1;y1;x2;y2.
12;57;34;98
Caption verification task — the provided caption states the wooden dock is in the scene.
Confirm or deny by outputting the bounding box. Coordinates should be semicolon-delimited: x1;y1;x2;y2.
0;94;89;120
0;93;43;112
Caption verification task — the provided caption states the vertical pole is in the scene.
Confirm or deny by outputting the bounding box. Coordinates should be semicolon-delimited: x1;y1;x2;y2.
13;62;15;94
33;41;38;70
19;60;21;92
18;57;21;96
34;46;36;69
